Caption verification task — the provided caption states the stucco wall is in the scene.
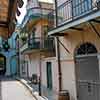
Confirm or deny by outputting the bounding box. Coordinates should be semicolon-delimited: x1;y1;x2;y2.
22;52;59;92
41;57;59;91
28;54;40;77
1;50;17;76
57;23;100;100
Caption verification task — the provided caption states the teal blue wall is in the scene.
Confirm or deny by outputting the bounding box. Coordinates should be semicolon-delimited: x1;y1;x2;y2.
0;31;18;76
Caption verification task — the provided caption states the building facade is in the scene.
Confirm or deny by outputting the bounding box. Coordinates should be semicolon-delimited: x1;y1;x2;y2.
18;0;58;98
0;32;18;76
48;0;100;100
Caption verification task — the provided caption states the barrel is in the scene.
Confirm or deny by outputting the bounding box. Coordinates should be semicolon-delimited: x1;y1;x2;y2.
58;90;70;100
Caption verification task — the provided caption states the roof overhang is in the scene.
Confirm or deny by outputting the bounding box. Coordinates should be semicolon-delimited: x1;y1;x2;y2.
48;10;100;36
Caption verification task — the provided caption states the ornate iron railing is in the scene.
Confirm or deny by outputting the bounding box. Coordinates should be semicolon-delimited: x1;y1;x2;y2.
22;7;54;26
28;37;55;51
20;37;55;52
48;0;100;30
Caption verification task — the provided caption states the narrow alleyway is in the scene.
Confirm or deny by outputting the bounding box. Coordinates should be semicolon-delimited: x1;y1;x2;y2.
0;77;36;100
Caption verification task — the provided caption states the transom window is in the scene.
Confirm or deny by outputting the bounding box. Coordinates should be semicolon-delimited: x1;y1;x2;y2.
76;43;97;55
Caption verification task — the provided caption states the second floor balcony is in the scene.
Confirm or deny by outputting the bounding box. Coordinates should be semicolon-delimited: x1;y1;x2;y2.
48;0;100;35
20;37;55;56
22;7;54;28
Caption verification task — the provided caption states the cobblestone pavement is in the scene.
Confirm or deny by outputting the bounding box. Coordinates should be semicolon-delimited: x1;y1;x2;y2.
0;77;36;100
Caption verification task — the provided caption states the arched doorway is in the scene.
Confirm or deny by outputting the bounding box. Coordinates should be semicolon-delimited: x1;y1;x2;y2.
75;43;99;100
0;54;6;75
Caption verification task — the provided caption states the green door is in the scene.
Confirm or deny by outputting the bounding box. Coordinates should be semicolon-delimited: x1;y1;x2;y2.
47;62;52;89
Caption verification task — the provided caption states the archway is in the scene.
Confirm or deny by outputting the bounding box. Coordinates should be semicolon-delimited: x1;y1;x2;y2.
0;54;6;75
75;42;99;100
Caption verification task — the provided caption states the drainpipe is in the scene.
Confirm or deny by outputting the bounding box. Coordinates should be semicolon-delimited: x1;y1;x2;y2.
54;0;62;91
56;37;62;91
17;35;20;77
38;6;43;96
39;36;42;96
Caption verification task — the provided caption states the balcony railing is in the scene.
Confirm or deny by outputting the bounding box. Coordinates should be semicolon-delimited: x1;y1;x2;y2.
28;7;53;17
48;0;100;30
20;37;55;53
28;37;55;51
22;7;54;27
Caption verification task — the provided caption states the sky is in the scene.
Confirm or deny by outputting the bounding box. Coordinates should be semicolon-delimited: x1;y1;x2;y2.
17;0;54;24
16;0;27;24
38;0;53;3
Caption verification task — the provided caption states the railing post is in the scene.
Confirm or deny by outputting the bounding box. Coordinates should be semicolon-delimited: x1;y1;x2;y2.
55;0;58;27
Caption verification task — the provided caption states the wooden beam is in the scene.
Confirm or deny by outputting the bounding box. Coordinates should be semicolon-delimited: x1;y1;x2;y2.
0;24;8;28
0;21;8;28
0;21;8;25
51;33;68;36
7;0;15;22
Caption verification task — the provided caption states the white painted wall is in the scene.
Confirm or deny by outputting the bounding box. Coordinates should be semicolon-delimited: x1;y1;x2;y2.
28;54;40;77
56;24;100;100
41;57;59;91
23;53;59;92
24;53;59;99
61;60;77;100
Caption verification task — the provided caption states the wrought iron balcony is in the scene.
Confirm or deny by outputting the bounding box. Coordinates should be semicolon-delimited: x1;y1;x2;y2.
22;7;54;27
28;37;55;51
48;0;100;31
20;37;55;54
28;37;40;49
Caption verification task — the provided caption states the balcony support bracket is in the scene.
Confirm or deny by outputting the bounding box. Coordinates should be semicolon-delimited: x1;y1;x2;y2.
51;33;68;36
58;38;70;54
89;22;100;38
90;19;100;24
70;27;84;31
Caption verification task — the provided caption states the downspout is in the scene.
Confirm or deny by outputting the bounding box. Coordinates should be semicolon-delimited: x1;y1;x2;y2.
56;37;62;91
54;0;62;91
38;5;43;96
17;35;20;77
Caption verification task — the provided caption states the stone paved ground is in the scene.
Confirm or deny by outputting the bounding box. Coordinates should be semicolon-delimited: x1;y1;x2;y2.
24;78;58;100
0;77;36;100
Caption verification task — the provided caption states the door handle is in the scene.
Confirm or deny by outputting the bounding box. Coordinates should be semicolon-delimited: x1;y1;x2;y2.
88;82;92;93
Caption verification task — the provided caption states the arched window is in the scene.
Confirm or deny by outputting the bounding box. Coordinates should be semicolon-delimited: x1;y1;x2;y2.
76;43;97;55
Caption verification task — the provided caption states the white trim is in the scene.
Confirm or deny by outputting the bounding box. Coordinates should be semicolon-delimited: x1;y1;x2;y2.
75;53;99;58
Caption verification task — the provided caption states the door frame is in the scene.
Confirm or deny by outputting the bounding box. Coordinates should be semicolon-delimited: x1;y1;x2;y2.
74;42;99;100
46;62;53;89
